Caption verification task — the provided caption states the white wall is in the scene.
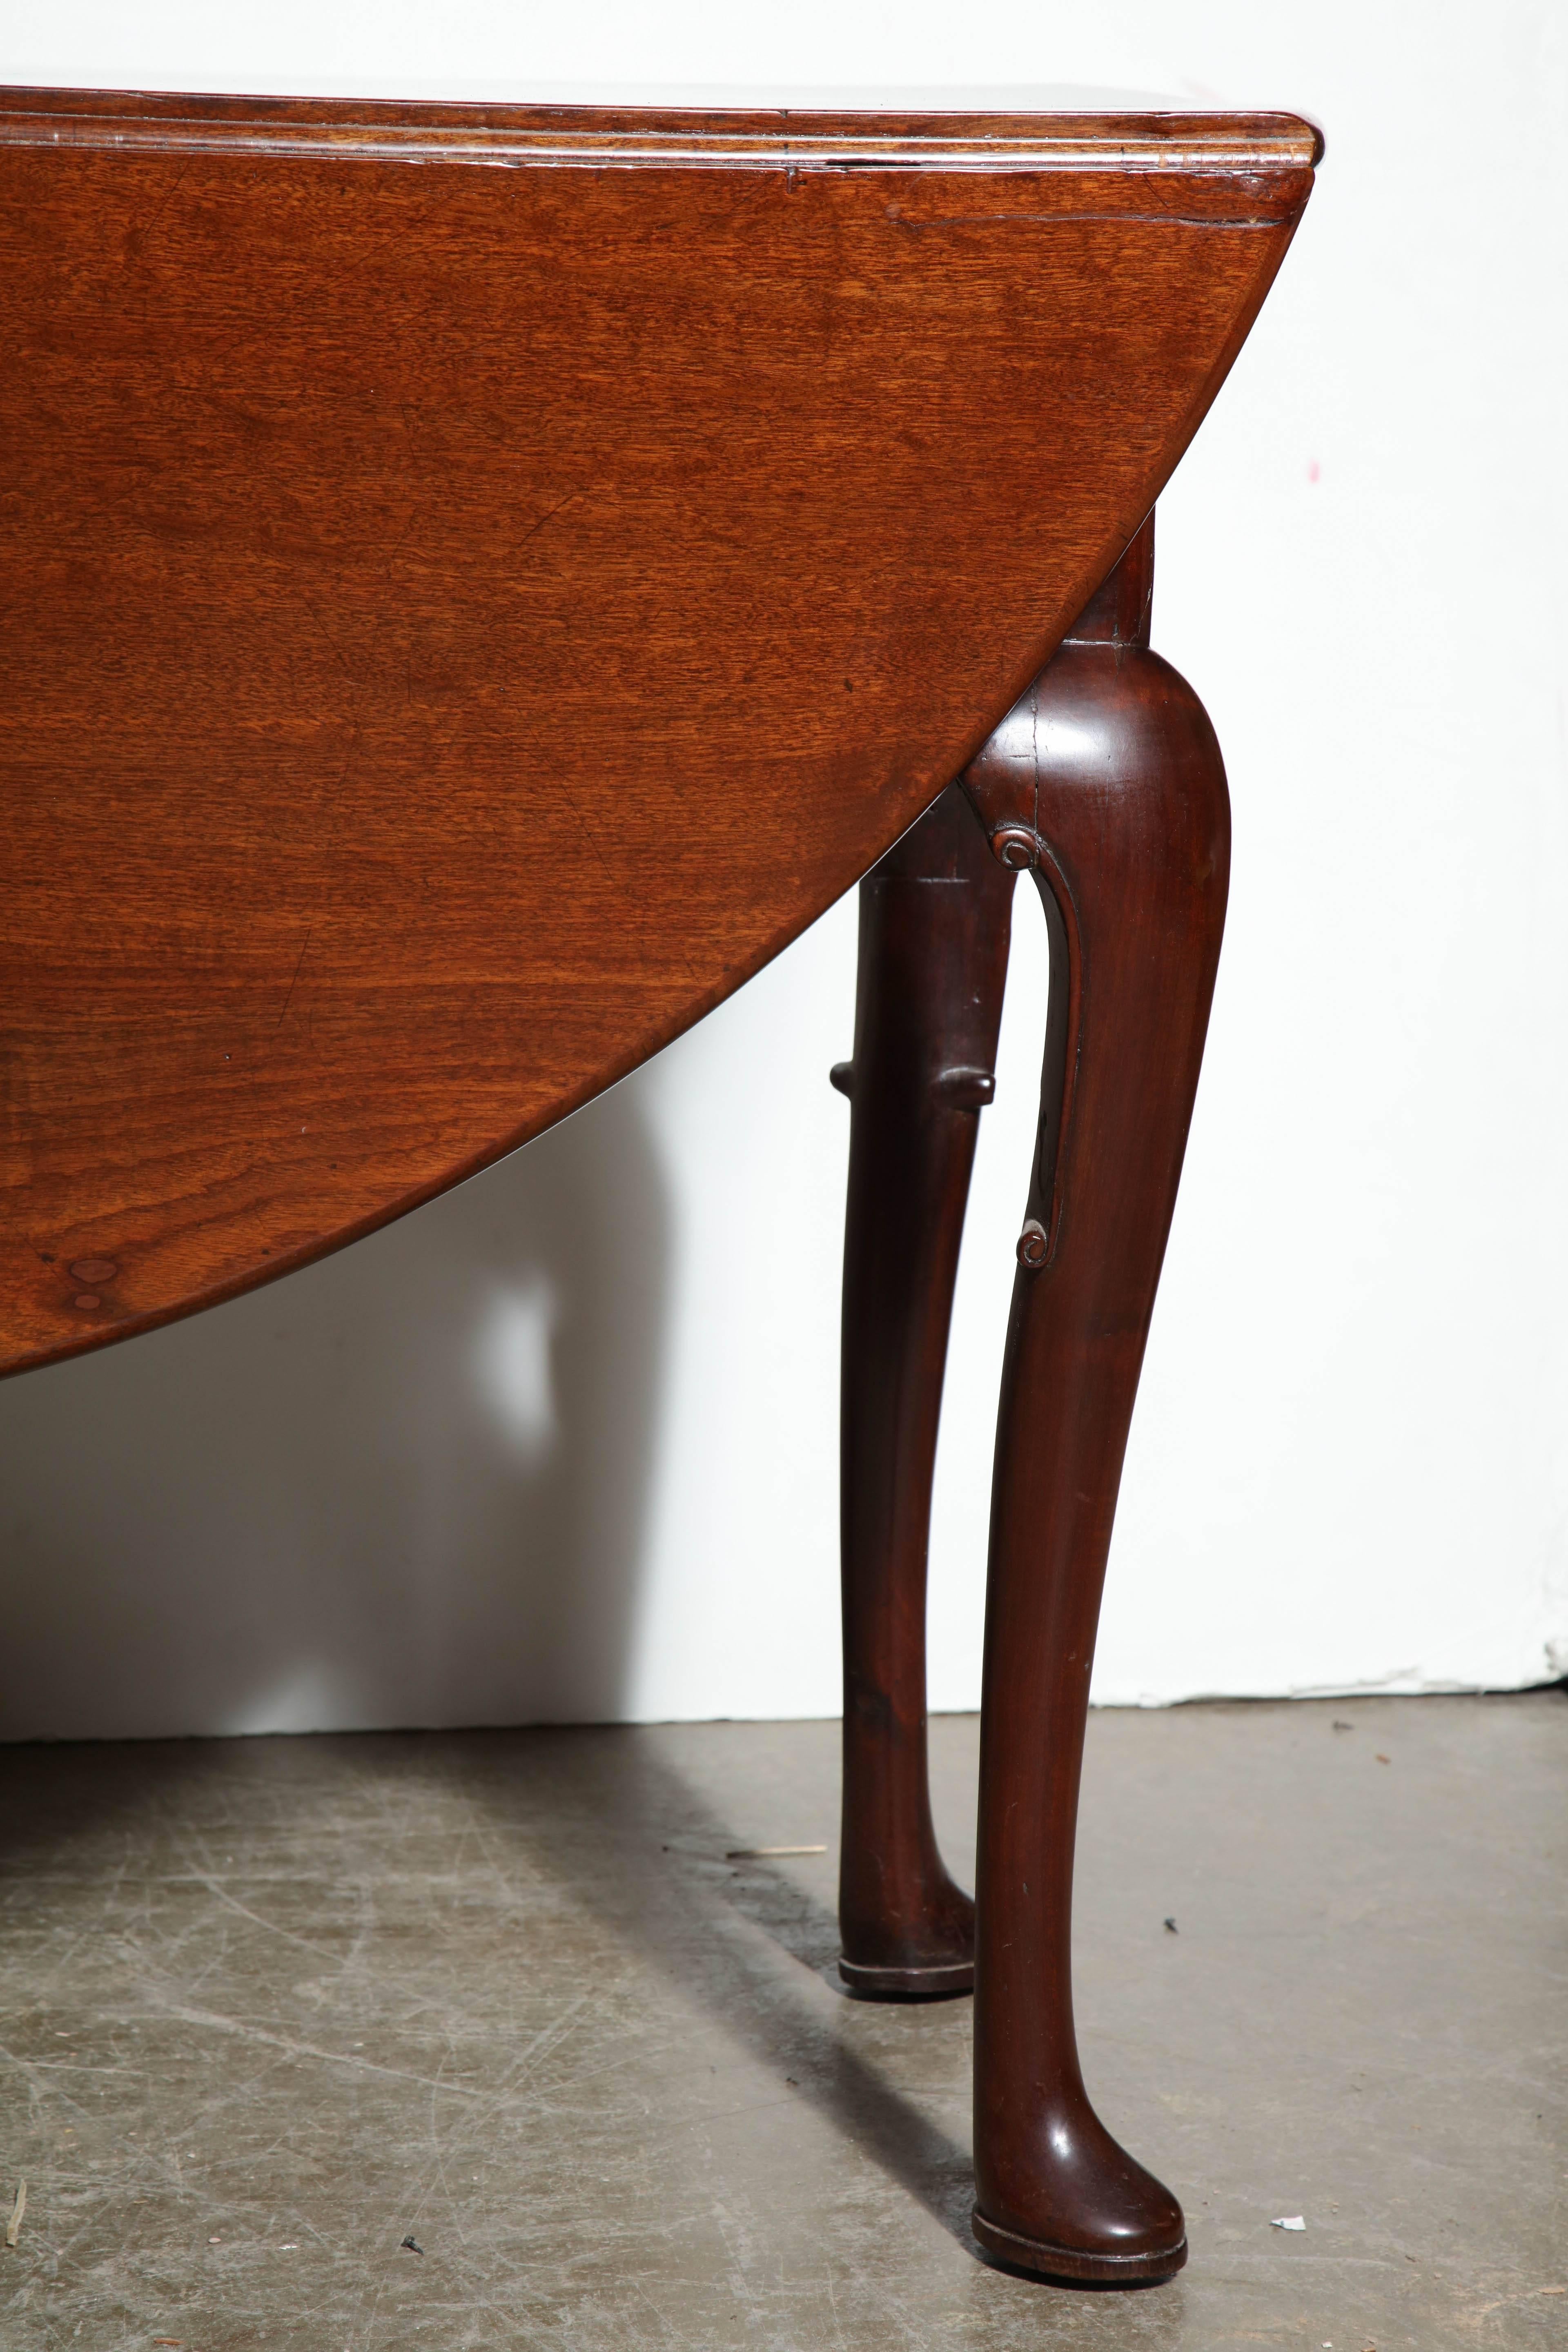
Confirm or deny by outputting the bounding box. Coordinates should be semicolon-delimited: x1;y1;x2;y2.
2;2;1566;1738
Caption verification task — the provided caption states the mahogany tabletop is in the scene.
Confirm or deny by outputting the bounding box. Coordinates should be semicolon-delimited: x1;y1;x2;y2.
0;88;1319;1377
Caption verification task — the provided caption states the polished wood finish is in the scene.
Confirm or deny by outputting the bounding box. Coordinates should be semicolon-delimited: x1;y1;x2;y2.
835;517;1229;2279
0;87;1316;1376
835;784;1013;1996
969;513;1229;2284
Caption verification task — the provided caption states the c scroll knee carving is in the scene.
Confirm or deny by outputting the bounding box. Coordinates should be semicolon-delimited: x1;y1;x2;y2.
955;796;1080;1280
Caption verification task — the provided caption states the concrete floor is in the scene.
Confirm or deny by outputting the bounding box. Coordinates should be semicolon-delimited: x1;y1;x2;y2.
0;1695;1564;2350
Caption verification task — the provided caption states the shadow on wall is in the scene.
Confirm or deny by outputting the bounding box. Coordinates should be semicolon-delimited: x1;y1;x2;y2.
0;1077;673;1742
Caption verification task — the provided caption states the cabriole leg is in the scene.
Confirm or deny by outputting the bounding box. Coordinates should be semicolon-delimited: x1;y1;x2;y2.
835;784;1015;1996
963;517;1229;2281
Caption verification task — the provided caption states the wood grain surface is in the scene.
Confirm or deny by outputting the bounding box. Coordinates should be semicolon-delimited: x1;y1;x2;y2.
0;89;1318;1375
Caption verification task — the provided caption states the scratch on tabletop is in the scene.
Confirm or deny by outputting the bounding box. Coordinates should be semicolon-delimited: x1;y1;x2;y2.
519;487;584;552
275;927;314;1032
887;208;1287;232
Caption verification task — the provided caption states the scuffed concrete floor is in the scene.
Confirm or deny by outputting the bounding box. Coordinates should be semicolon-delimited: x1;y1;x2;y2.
0;1695;1564;2350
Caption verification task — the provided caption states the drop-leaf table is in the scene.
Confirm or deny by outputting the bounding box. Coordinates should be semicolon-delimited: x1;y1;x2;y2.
0;85;1319;2284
